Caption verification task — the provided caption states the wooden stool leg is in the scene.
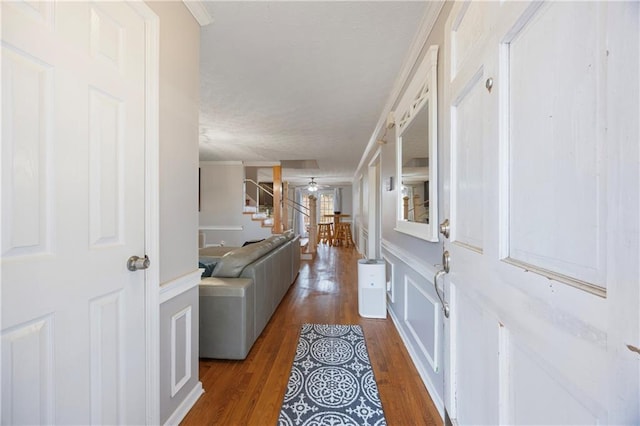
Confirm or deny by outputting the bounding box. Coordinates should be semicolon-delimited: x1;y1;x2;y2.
329;223;334;246
334;223;346;246
341;223;352;247
318;223;334;245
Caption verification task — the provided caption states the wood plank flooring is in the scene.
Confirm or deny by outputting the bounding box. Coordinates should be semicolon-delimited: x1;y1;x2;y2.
181;244;442;425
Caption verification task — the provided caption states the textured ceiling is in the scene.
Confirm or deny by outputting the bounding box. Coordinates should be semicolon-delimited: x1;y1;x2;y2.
199;1;427;186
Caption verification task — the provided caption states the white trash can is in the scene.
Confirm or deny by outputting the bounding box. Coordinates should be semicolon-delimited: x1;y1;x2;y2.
357;259;386;318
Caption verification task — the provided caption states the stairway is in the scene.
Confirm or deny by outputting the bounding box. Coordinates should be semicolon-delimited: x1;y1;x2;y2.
242;206;275;229
299;237;314;260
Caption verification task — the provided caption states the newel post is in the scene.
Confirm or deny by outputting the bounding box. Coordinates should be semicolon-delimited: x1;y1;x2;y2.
272;165;283;234
308;195;317;252
282;181;289;231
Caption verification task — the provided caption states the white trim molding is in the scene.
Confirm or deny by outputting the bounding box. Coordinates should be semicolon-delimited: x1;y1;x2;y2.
170;306;192;397
126;2;161;424
182;1;213;26
389;307;445;419
160;270;201;304
199;225;243;232
162;382;204;426
381;239;438;280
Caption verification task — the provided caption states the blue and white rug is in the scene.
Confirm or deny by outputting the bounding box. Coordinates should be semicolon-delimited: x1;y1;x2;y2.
278;324;387;426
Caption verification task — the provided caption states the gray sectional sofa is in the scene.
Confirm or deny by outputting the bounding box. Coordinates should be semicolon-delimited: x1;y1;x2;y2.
199;231;300;359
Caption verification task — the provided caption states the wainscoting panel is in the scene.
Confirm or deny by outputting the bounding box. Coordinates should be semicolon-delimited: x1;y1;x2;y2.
404;275;440;372
1;45;53;258
382;255;395;303
90;290;124;425
1;315;54;425
160;283;202;425
361;228;369;259
171;306;192;397
381;240;444;417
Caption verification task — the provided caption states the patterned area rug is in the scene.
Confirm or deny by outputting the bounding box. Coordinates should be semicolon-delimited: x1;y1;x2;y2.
278;324;387;426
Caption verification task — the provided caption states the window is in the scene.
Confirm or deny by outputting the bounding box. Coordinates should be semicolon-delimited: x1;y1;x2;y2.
302;193;310;230
319;192;334;222
301;191;335;233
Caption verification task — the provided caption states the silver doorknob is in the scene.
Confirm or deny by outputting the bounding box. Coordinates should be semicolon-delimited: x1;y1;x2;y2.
439;219;450;239
127;255;150;271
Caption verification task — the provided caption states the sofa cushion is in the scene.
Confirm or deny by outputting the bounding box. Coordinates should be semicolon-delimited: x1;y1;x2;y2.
199;246;236;257
211;234;290;278
199;256;218;278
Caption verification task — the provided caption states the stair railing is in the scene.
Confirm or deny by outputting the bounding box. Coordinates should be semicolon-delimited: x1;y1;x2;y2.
244;178;274;210
244;179;313;234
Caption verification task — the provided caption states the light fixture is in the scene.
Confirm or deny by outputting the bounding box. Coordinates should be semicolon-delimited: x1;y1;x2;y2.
307;177;318;192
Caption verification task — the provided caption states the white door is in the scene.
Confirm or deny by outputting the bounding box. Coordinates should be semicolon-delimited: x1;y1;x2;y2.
442;1;639;424
2;2;150;424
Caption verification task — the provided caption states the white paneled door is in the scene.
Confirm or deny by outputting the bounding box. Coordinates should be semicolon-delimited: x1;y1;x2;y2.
2;2;151;424
443;1;638;424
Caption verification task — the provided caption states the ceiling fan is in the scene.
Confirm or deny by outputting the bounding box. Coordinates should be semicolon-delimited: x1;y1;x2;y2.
306;177;320;192
293;177;330;192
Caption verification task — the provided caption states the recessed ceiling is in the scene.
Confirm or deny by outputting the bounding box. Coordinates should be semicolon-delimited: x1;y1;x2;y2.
199;1;427;186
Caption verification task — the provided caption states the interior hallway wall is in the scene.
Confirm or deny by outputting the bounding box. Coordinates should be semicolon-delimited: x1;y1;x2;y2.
147;2;202;424
354;2;453;416
153;2;200;284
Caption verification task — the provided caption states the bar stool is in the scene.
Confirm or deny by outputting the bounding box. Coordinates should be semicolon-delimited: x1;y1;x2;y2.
334;223;353;247
317;222;333;245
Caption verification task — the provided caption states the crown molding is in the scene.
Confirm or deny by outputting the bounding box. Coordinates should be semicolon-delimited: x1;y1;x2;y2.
354;0;445;180
243;161;281;167
199;161;243;166
183;1;213;27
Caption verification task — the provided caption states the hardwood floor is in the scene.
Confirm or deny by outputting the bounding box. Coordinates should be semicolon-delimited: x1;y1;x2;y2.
181;245;442;425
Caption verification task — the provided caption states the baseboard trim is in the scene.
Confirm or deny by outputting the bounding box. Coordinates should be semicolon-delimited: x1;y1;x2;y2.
163;381;204;426
389;307;445;419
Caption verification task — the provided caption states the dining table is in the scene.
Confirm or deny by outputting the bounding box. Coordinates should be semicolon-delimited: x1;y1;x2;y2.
323;214;351;246
323;213;350;226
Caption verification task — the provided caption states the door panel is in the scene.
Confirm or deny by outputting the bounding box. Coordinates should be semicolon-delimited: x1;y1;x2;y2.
1;315;54;424
451;287;499;425
2;2;148;424
451;71;485;252
505;2;606;290
1;45;52;258
449;1;490;81
443;1;639;424
509;337;604;424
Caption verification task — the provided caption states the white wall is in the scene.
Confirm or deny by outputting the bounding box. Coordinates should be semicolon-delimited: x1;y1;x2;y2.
199;162;244;225
199;162;273;246
353;2;452;416
146;2;202;424
153;1;201;284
